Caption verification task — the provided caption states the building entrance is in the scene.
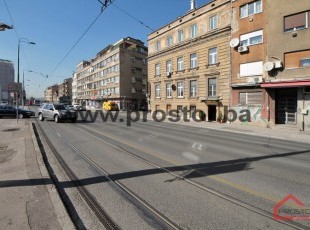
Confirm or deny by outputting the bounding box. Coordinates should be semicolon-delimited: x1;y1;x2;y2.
208;105;216;121
275;88;297;124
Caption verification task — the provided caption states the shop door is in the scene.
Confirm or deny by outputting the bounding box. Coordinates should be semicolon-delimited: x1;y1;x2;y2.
276;88;297;124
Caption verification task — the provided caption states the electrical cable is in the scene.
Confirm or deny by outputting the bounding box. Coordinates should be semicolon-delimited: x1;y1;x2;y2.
111;2;154;31
48;0;115;77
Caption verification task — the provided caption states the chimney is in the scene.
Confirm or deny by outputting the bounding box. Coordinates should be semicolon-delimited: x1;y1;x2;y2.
190;0;196;10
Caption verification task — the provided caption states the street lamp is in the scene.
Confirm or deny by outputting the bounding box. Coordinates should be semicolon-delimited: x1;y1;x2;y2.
0;22;13;31
17;38;36;84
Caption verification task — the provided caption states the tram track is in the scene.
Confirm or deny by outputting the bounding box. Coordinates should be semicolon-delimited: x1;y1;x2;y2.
34;118;180;230
33;116;310;229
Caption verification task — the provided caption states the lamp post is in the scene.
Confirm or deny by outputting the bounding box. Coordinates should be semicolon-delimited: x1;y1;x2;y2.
17;38;36;84
16;38;35;122
0;22;13;31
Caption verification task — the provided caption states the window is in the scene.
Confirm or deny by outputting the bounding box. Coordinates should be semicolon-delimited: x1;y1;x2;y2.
240;30;263;46
190;80;197;97
166;35;173;47
190;53;198;68
178;30;184;43
239;91;262;105
155;84;161;98
240;0;262;18
166;83;172;98
208;47;218;65
177;81;184;97
191;24;198;38
155;41;161;51
166;60;172;74
285;50;310;68
209;15;218;30
155;63;161;76
240;61;263;77
301;59;310;67
284;12;309;32
177;57;184;71
208;78;217;97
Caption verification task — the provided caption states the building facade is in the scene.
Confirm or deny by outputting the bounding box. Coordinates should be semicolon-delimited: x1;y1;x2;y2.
148;0;231;121
230;0;267;126
58;78;73;104
230;0;310;131
262;0;310;131
72;73;77;104
75;37;148;110
44;85;58;103
0;59;14;103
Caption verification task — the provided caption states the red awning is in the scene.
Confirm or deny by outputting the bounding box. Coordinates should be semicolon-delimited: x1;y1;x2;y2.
261;80;310;88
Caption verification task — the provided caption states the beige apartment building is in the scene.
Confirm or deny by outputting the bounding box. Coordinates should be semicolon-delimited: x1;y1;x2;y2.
148;0;231;121
58;78;73;104
75;37;148;110
44;84;58;103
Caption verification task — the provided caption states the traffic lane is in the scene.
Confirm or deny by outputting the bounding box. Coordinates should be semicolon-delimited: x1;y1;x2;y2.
49;121;295;230
37;120;165;230
69;120;310;219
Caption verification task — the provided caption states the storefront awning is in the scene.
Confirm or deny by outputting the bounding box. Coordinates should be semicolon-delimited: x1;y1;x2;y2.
261;80;310;88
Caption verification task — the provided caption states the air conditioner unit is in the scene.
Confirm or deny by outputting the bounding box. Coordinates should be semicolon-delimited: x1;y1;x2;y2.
247;76;263;84
166;72;172;77
238;45;248;53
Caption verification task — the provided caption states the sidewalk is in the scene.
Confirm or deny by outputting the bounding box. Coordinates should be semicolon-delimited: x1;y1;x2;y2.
0;119;74;230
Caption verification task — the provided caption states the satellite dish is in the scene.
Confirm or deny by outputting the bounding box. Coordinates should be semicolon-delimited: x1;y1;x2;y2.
229;38;240;48
263;62;275;72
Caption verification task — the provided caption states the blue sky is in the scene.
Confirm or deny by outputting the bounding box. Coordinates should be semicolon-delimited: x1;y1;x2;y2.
1;0;210;98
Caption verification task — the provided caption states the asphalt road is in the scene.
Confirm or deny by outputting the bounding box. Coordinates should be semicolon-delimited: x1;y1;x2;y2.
36;110;310;229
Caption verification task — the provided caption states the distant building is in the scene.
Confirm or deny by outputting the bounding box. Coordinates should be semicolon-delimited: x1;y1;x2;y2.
148;0;231;121
44;85;58;103
72;73;77;104
0;59;14;103
58;78;73;104
75;37;148;110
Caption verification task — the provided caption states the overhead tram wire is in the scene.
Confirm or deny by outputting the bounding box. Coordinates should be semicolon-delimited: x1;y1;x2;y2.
48;0;116;77
3;0;19;38
111;2;154;31
3;0;33;71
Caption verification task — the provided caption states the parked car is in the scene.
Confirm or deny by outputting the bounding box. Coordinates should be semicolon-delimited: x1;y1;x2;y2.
38;103;78;123
0;105;35;118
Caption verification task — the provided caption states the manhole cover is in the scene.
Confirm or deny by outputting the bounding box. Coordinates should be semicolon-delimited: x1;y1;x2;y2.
0;144;16;164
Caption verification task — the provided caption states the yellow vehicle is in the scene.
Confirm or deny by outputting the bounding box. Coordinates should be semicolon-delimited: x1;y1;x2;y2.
103;101;119;111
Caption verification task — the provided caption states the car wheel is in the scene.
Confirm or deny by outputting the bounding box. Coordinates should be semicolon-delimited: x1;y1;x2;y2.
71;118;77;123
54;115;60;123
18;114;24;119
38;113;44;121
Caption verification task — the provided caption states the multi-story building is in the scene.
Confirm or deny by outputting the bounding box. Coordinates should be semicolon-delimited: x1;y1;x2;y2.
261;0;310;131
230;0;267;126
0;59;14;103
58;78;72;104
148;0;231;121
72;73;77;104
76;37;148;110
44;84;58;103
230;0;310;131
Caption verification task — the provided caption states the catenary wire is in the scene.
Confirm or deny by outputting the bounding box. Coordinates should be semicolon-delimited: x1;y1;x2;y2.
111;2;154;31
48;1;116;77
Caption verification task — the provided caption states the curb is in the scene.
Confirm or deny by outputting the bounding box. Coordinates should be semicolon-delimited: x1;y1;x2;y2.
29;121;75;229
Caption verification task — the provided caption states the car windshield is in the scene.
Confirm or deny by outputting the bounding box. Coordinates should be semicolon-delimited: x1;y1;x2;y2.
54;105;66;110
